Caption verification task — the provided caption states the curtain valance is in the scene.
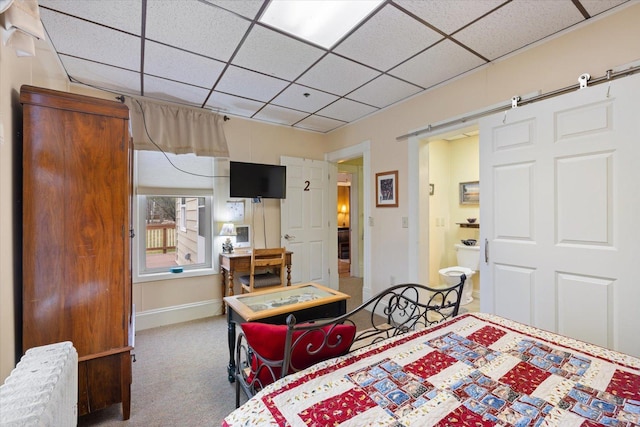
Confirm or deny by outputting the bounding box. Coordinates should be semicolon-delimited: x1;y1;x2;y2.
124;96;229;158
0;0;45;57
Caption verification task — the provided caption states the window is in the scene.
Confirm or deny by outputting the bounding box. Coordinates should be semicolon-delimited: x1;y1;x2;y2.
135;150;215;278
138;195;212;274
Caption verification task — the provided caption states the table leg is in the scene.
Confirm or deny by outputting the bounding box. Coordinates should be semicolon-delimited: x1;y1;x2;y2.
220;267;227;315
227;310;236;383
286;265;291;286
228;270;235;297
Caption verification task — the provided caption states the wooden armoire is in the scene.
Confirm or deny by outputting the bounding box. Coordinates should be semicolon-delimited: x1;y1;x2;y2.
20;85;133;419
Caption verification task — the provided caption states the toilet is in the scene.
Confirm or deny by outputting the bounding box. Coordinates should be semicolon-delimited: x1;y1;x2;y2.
438;244;480;305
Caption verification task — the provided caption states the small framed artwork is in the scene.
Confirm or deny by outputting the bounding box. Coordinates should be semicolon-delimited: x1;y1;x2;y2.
376;170;398;207
459;181;479;204
234;224;251;248
429;183;435;196
226;200;245;223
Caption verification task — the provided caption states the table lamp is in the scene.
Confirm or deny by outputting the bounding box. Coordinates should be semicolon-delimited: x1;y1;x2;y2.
340;204;347;227
220;223;236;253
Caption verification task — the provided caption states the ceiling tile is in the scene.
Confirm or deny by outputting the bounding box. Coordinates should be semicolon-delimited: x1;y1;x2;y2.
271;84;338;113
144;41;226;89
316;98;378;122
232;25;326;81
394;0;504;34
205;92;265;118
61;56;140;95
580;0;629;16
40;0;142;35
334;4;442;71
297;54;380;96
145;0;249;62
253;105;310;126
389;39;486;89
215;66;289;102
143;76;211;106
348;75;422;108
37;0;631;133
295;115;345;133
204;0;264;20
454;0;585;60
40;9;140;71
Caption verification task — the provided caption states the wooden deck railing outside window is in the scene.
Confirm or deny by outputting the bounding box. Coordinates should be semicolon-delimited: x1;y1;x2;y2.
146;223;176;254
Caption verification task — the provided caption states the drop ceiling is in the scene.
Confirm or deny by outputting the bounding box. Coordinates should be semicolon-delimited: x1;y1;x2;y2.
38;0;629;133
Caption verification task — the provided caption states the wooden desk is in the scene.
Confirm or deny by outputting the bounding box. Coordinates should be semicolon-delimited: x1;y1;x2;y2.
219;251;293;311
223;283;349;382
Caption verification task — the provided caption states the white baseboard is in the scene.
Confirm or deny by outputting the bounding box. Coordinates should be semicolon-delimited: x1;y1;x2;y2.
135;299;222;331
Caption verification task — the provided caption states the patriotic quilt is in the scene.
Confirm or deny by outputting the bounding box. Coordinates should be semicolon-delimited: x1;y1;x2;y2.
223;313;640;426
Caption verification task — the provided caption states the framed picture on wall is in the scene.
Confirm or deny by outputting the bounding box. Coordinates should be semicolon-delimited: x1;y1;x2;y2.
226;200;245;223
459;181;479;204
235;225;251;248
376;170;398;207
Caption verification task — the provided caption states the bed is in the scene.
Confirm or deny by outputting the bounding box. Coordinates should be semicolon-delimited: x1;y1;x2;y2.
223;311;640;426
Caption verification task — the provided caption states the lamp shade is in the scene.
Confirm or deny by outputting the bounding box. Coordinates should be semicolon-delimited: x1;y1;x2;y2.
219;223;236;236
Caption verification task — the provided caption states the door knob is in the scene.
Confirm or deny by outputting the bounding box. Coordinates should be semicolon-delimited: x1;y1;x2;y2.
284;234;295;240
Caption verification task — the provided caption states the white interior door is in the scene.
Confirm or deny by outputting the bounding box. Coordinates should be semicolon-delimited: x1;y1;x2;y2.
480;74;640;357
280;156;330;286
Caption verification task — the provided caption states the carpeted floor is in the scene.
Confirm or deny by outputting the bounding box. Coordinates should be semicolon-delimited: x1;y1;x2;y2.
78;277;365;426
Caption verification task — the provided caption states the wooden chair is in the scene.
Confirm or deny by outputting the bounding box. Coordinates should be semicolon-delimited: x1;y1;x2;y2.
238;247;286;293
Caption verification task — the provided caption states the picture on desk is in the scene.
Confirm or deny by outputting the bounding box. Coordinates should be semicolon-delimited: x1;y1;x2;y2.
235;225;250;248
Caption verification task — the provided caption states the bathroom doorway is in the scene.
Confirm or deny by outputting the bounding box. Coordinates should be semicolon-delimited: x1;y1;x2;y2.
418;127;481;312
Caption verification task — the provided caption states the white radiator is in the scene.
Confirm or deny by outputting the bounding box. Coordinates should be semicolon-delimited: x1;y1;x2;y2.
0;341;78;427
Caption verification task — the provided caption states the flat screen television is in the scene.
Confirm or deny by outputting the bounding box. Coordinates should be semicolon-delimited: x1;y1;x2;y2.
229;161;286;199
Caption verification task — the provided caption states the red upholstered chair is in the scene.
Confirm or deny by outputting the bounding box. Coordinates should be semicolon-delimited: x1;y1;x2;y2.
234;315;356;407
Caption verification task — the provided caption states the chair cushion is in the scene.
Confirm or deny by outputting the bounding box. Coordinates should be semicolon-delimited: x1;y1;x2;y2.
238;272;282;288
241;322;356;387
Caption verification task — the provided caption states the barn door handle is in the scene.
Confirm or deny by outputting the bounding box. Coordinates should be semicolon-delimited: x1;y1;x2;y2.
484;238;489;263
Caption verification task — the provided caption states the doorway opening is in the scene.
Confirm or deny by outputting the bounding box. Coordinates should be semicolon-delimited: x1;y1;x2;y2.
415;126;481;314
337;174;351;277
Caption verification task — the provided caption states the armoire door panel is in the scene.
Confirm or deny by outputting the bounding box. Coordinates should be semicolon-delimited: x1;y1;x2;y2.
21;85;132;420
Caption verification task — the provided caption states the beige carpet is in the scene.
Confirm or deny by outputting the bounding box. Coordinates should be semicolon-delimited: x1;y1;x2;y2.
78;277;366;426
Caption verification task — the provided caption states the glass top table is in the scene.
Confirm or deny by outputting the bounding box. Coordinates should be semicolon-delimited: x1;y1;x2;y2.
224;282;349;322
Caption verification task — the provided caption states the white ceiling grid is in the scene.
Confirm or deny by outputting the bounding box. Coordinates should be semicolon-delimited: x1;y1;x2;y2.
38;0;629;133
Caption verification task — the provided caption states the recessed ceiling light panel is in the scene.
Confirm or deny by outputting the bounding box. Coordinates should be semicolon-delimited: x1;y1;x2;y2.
260;0;383;49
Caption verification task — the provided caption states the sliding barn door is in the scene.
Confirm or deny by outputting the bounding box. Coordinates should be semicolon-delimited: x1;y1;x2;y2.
479;74;640;357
